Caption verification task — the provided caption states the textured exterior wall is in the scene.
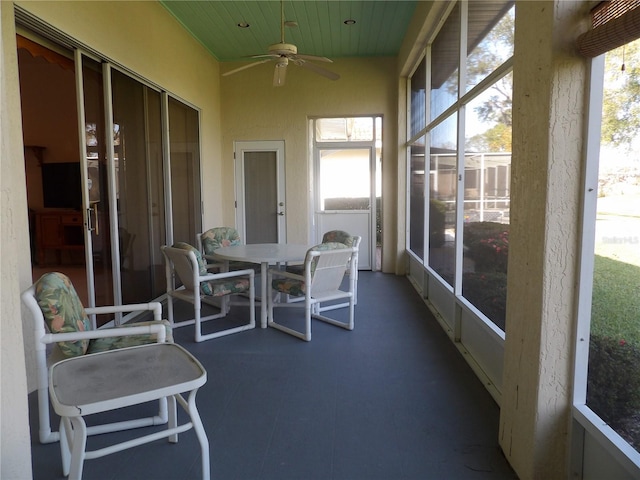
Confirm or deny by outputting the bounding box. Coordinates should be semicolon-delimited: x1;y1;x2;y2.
219;56;399;272
1;2;33;477
499;1;589;478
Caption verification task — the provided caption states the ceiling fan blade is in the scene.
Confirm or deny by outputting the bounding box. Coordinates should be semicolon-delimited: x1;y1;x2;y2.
293;53;333;63
222;59;271;77
273;62;287;87
250;54;280;59
294;59;340;81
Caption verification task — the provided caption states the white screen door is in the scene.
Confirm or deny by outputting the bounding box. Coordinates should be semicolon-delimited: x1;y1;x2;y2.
235;141;286;244
312;117;381;270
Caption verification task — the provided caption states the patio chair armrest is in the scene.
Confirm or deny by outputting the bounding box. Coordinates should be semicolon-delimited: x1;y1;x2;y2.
85;302;163;321
202;255;225;269
268;268;304;281
41;323;167;346
205;262;225;271
200;269;254;282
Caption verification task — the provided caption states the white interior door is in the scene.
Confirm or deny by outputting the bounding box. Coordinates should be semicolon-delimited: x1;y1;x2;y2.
234;141;286;244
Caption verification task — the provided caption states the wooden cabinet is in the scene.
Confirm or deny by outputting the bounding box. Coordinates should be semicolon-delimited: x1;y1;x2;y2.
34;209;84;265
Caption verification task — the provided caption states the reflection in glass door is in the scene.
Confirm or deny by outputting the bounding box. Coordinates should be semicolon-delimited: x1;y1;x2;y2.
110;68;167;304
168;97;202;245
79;54;114;318
20;31;201;320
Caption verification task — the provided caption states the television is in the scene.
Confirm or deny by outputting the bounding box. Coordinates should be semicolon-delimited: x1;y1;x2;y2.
41;162;82;210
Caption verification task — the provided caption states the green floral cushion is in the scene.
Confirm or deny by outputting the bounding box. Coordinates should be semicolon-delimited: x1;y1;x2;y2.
208;277;251;297
35;272;92;357
172;242;213;295
273;242;348;296
87;320;174;354
322;230;355;247
200;227;241;255
172;242;251;297
200;227;258;272
286;233;354;275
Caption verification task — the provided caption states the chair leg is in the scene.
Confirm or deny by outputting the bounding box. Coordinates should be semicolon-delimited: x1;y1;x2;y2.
194;305;203;343
167;295;175;325
38;385;60;444
304;302;312;341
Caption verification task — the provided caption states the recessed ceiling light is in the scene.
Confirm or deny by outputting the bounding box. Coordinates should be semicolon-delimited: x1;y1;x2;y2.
344;19;356;25
237;21;250;28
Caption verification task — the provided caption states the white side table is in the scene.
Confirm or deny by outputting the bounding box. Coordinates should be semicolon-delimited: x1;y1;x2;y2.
49;343;210;480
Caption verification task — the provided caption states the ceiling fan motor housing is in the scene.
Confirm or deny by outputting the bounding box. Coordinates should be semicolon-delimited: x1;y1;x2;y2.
268;43;298;56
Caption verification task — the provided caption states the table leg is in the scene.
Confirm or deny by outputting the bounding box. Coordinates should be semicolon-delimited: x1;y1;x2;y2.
68;416;88;480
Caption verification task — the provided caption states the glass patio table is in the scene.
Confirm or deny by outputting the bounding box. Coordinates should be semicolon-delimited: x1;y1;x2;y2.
212;243;310;328
48;342;210;479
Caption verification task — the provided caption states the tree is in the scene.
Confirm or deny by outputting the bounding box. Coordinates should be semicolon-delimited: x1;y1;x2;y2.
601;39;640;150
466;7;514;152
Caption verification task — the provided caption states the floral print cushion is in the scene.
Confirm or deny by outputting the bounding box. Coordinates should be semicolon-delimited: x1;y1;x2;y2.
286;232;354;276
273;242;348;296
322;230;355;247
35;272;92;357
172;241;213;295
200;227;241;255
208;277;251;297
201;227;259;272
87;320;174;354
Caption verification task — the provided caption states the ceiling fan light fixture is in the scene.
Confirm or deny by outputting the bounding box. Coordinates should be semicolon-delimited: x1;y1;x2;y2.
268;42;297;56
237;21;250;28
224;0;340;85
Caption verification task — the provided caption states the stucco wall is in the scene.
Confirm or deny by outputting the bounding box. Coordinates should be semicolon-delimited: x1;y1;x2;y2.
499;1;588;478
1;2;33;477
219;56;399;273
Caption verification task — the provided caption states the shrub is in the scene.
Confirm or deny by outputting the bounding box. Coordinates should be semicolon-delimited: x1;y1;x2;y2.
587;335;640;431
429;199;446;247
462;271;507;330
464;222;509;273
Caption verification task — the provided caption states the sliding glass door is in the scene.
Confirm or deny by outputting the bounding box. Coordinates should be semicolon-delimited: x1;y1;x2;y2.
109;67;167;304
18;28;201;321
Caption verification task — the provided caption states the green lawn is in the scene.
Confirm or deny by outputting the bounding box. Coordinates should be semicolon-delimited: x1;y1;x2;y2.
591;254;640;346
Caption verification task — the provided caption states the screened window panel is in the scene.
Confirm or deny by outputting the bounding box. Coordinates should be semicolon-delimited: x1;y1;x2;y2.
428;114;457;285
430;2;460;121
410;57;427;139
465;3;514;93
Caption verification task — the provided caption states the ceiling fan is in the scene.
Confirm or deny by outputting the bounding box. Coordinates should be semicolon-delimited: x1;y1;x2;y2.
222;0;340;87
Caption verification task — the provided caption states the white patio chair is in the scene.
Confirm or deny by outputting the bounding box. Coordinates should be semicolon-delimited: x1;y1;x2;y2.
267;243;357;341
21;272;172;445
161;243;255;342
286;230;361;310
